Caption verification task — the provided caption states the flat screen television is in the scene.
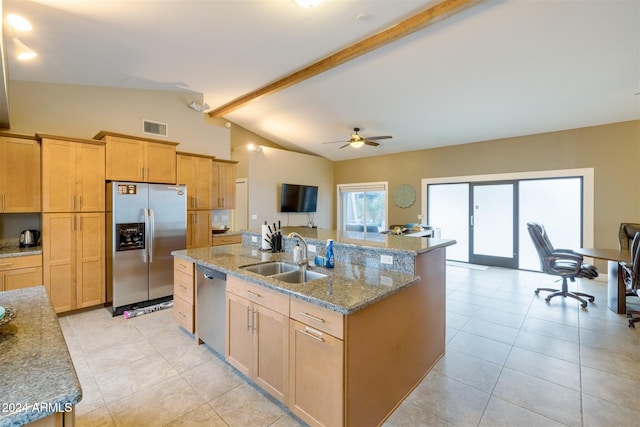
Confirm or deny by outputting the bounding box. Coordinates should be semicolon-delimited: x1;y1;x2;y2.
280;183;318;213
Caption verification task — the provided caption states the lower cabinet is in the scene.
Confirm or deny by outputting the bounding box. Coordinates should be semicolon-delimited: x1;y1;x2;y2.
226;276;289;403
289;299;344;427
42;212;105;313
0;254;43;291
173;258;195;333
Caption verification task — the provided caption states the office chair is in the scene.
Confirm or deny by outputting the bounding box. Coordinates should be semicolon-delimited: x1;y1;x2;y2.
623;232;640;327
527;222;598;308
618;223;640;292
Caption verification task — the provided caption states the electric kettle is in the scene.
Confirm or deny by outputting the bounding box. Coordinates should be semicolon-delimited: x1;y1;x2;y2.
19;230;40;247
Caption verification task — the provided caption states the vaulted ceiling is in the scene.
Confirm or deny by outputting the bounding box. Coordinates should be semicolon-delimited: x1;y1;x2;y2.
4;0;639;161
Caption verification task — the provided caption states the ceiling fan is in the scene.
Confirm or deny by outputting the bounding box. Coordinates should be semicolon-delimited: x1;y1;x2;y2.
323;127;392;149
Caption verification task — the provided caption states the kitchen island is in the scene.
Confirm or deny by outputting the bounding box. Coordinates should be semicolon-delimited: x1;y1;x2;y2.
0;286;81;426
172;229;455;426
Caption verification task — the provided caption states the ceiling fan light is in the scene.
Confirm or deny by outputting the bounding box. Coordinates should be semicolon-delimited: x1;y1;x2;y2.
294;0;322;8
350;140;364;148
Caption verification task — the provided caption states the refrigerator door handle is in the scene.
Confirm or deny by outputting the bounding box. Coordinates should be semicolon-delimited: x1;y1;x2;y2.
143;208;149;263
149;208;155;263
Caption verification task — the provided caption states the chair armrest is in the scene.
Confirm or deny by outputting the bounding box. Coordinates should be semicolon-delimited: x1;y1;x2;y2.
544;252;583;275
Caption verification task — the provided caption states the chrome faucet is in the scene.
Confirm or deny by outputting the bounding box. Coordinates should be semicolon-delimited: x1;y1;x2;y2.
287;232;308;267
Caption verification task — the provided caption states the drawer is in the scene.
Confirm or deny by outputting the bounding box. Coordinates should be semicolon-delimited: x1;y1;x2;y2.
174;269;194;304
0;254;42;272
227;275;289;316
173;295;194;333
174;257;194;276
290;297;344;340
211;235;242;246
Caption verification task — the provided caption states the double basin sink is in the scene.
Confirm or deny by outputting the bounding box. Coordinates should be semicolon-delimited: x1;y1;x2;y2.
240;261;327;283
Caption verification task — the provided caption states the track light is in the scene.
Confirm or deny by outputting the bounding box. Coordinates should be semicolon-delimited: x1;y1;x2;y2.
12;38;37;60
187;101;211;112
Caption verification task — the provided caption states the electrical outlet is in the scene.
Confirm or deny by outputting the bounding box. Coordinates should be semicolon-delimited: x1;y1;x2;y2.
417;214;422;220
251;236;257;243
307;244;316;253
251;214;258;220
221;215;228;221
380;254;393;265
380;276;393;286
251;249;257;256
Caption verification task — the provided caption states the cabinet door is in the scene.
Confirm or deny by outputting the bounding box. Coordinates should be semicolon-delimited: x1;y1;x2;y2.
76;212;105;308
146;141;176;184
212;162;236;209
226;291;253;378
195;157;213;209
177;155;197;209
186;211;211;249
105;137;145;181
3;266;43;290
1;137;41;212
254;304;289;403
289;319;344;427
42;213;76;313
42;139;76;212
76;143;105;211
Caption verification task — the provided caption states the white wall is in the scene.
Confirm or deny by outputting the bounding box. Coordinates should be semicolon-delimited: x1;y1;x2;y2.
8;80;230;158
236;145;334;230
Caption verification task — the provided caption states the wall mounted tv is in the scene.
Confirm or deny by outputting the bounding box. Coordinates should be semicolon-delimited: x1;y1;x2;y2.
280;183;318;213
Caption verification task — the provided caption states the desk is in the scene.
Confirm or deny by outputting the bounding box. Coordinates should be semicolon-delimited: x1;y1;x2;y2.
575;248;630;314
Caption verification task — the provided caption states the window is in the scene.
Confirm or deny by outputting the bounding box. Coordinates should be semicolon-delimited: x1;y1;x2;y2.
337;182;387;234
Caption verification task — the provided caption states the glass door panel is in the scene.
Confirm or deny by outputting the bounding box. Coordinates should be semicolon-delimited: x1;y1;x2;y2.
427;183;469;262
470;183;517;268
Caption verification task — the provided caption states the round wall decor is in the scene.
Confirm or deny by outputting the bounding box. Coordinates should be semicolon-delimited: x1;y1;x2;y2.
393;184;416;208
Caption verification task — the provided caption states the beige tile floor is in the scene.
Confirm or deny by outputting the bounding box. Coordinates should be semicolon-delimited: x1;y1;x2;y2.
59;264;640;427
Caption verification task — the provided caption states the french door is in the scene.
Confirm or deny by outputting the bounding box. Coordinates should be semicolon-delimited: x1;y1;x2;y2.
469;182;517;268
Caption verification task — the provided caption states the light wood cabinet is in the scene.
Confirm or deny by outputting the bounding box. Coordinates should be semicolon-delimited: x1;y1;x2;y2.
177;153;213;210
42;212;105;313
212;160;237;209
226;276;289;403
211;234;242;246
40;135;105;213
187;211;211;249
289;302;344;427
173;258;195;333
0;255;43;291
95;131;178;184
0;135;40;213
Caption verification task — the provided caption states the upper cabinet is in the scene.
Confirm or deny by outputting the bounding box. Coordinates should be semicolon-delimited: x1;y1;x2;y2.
212;160;237;209
39;135;106;213
0;134;41;213
95;131;178;184
177;152;214;210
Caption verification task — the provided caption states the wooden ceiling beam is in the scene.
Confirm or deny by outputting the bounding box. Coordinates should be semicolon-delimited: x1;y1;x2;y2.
208;0;475;118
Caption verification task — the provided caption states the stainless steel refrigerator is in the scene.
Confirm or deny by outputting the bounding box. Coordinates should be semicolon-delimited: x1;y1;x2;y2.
106;182;187;315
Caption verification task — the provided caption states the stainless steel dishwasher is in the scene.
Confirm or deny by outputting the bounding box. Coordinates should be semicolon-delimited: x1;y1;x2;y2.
196;265;226;355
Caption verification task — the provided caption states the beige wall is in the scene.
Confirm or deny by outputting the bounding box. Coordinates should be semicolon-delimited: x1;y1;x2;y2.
8;80;230;158
334;120;640;250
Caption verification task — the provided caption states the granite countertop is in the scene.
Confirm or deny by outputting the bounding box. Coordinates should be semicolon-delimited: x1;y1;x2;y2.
0;246;42;259
173;245;421;315
0;287;82;426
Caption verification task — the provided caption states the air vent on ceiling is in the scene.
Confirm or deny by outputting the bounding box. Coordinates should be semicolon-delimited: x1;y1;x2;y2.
142;119;168;137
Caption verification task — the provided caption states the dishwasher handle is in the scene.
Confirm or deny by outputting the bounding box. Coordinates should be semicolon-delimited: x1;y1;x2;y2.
200;268;226;282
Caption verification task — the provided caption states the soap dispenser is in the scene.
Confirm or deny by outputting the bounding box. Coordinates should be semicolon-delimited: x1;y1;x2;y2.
325;239;335;268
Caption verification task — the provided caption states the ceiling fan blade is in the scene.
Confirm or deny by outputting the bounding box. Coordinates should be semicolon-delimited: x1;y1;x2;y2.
365;135;392;141
338;143;351;149
322;140;349;144
364;140;380;147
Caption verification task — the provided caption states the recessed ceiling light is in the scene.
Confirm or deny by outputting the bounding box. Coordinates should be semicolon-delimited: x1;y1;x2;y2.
12;38;37;60
7;14;32;32
294;0;322;8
